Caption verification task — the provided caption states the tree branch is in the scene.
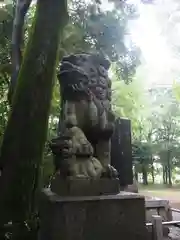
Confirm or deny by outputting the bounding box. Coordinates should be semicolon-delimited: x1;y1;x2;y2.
8;0;32;105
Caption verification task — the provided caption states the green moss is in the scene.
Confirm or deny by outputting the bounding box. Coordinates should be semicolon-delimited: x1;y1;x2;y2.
0;0;68;224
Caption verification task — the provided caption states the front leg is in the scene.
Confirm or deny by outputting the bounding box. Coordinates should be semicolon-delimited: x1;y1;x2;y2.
95;139;118;179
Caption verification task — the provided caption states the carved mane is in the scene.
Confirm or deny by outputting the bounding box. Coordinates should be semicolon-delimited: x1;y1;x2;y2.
58;53;111;102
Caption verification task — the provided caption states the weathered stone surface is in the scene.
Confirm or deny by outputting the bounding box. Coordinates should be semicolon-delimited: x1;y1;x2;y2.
39;189;148;240
145;196;173;222
50;175;120;196
124;178;138;193
50;53;118;183
111;118;133;187
145;196;173;239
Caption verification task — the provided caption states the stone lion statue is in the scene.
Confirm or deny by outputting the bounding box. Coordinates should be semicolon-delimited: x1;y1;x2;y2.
50;53;118;180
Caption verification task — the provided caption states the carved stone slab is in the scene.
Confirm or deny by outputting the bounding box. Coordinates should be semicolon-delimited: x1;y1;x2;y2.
50;175;120;196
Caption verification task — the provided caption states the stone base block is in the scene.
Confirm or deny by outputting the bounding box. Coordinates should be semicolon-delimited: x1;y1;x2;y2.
50;176;120;196
39;188;148;240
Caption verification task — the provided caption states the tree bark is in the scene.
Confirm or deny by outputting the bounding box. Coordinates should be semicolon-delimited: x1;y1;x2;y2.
165;166;168;184
0;0;68;226
151;164;155;184
142;164;148;185
134;167;138;182
167;150;172;187
163;166;166;184
8;0;32;105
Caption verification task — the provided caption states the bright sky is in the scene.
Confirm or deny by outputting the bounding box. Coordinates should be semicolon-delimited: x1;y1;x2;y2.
129;2;176;87
102;0;178;87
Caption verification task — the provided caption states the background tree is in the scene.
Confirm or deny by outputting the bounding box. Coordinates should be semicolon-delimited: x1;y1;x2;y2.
131;85;180;186
69;0;140;81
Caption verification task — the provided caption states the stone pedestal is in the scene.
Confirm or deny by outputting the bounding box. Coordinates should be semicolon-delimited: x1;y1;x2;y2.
51;176;120;196
39;188;148;240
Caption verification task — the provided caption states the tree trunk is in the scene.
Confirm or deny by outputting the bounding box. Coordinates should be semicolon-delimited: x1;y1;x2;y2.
0;0;68;226
167;150;172;187
163;165;168;184
151;164;155;184
8;0;32;105
134;163;138;182
134;171;138;182
167;167;172;187
142;164;148;185
165;166;168;184
163;166;167;184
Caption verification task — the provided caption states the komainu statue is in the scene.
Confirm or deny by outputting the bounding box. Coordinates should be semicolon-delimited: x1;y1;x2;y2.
50;53;119;195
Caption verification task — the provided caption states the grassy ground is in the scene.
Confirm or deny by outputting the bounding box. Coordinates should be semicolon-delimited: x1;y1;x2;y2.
139;184;180;208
